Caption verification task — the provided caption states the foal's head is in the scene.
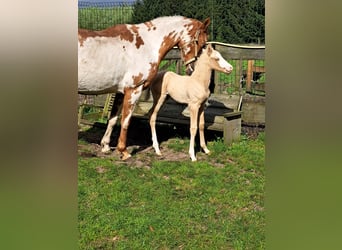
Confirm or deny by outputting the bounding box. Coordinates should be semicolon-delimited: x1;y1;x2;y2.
178;18;211;75
199;44;233;74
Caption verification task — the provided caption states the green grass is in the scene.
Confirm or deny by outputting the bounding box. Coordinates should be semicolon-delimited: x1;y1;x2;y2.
79;6;133;30
78;133;265;249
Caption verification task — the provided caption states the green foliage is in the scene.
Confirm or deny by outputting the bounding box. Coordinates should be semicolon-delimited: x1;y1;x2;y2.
132;0;265;43
78;1;264;43
213;0;265;43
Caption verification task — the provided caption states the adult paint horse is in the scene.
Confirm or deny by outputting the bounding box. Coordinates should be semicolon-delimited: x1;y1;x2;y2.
78;16;210;160
149;44;233;161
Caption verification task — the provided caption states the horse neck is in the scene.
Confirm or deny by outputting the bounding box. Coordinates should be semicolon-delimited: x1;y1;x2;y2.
158;40;179;62
190;57;212;88
149;17;192;63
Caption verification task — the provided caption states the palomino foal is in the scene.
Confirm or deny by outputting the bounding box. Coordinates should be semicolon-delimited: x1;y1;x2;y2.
78;16;210;160
149;44;233;161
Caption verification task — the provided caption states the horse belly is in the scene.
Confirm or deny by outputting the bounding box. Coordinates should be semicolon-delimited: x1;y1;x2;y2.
78;40;127;94
165;73;193;103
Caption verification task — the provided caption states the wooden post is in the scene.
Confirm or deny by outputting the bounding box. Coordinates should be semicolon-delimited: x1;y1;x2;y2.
235;59;242;90
246;60;254;92
213;69;220;93
176;59;182;74
223;111;242;145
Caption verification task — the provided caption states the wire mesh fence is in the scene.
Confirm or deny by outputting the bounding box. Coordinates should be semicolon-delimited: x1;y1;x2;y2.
78;1;135;30
213;58;265;96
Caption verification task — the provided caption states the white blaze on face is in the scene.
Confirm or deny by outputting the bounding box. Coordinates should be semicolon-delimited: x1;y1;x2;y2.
213;50;233;73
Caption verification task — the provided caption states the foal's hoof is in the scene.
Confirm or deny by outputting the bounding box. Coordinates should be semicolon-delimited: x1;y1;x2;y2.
101;145;111;153
190;156;197;162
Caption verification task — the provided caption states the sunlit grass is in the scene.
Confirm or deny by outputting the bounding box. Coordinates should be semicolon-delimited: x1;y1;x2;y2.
78;132;265;249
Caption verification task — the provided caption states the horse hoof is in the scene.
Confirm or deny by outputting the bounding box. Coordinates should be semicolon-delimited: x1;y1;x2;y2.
121;153;132;161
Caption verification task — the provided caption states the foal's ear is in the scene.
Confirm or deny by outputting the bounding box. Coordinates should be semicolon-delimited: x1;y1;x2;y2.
206;43;213;55
201;18;210;31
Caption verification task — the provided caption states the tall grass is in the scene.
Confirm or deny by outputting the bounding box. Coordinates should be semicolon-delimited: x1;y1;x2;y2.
78;6;133;30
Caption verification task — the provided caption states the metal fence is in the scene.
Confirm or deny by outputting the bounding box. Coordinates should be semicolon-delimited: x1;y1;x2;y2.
78;1;135;30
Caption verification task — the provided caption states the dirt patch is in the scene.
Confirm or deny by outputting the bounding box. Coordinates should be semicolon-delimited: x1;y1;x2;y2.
242;123;265;139
78;118;264;167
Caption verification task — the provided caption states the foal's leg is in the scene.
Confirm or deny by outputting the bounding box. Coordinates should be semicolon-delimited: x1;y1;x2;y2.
117;86;143;160
188;103;200;161
149;93;167;155
101;93;124;153
198;103;210;154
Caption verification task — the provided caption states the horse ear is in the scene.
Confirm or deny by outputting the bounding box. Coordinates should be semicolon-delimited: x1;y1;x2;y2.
201;18;210;31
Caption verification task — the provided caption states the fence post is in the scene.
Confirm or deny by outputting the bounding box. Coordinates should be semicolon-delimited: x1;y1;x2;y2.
246;60;254;92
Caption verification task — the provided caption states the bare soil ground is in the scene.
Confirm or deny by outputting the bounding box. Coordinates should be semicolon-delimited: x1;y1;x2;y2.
78;118;263;167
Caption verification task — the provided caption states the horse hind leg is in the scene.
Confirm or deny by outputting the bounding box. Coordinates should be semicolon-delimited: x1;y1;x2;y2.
188;104;200;161
198;103;210;155
101;93;124;153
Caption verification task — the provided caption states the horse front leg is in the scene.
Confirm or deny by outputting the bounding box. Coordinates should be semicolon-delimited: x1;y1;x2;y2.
199;103;210;155
117;86;143;160
188;104;199;161
149;93;167;155
101;93;124;153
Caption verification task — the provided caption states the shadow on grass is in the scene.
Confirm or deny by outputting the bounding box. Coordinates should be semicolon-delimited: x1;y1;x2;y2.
78;118;224;156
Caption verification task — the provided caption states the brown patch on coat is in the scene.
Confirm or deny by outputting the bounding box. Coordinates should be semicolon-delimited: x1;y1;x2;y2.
132;73;144;86
142;62;159;88
144;21;156;31
178;19;209;64
117;87;134;153
130;25;144;49
158;31;178;61
78;29;99;46
147;62;158;81
78;24;145;48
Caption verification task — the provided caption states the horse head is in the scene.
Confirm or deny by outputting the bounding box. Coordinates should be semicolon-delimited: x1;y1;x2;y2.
201;43;233;74
178;17;210;75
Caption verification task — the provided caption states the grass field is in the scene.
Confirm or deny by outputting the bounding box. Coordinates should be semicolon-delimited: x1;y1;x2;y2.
78;124;265;249
78;6;133;30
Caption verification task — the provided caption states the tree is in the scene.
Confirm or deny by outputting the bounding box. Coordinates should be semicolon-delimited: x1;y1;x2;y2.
132;0;264;44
